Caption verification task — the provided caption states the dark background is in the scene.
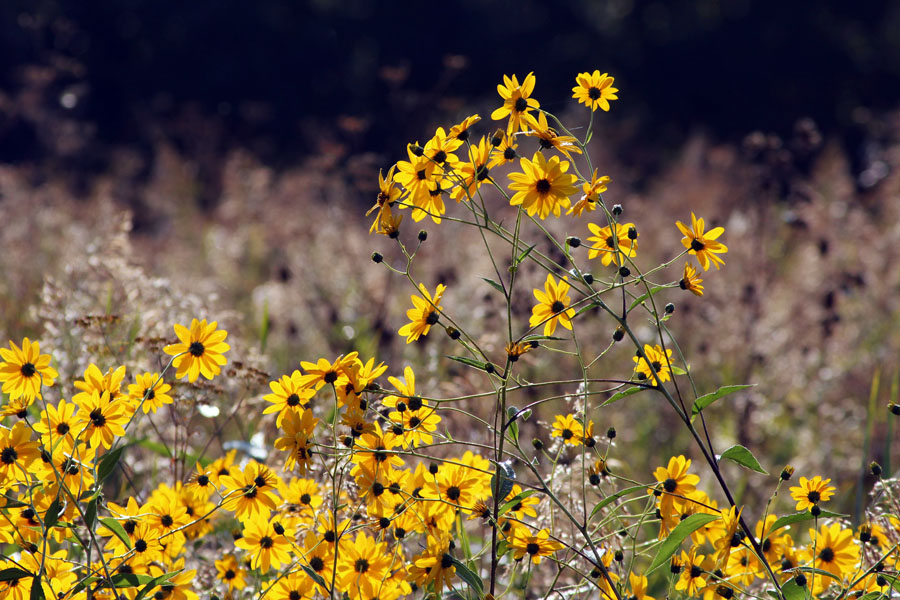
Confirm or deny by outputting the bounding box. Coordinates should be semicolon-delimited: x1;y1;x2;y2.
2;0;899;184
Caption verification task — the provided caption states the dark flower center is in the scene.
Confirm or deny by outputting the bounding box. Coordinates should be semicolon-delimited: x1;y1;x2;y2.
20;363;37;377
289;592;302;600
526;542;540;555
310;556;325;571
433;150;447;164
446;486;461;501
90;409;106;428
818;547;835;563
663;478;678;493
409;416;421;428
762;538;771;553
323;530;336;543
189;341;205;357
286;393;301;407
514;97;528;112
456;129;469;142
426;311;440;325
197;474;210;487
124;519;137;534
562;429;573;440
417;169;427;181
243;485;258;498
651;361;662;373
224;569;236;580
146;389;155;400
539;138;553;149
134;539;148;552
160;515;174;528
535;179;551;194
503;147;517;160
260;536;274;549
408;397;423;411
551;301;565;314
300;493;312;505
323;371;338;384
690;565;703;578
441;553;453;569
372;482;385;496
355;558;369;573
476;165;490;181
690;239;705;252
806;490;821;503
588;87;602;100
255;475;267;488
1;447;17;464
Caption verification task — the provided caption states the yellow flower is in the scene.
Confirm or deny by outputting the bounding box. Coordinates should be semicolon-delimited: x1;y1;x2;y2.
789;475;836;511
220;461;282;523
680;263;705;296
274;407;319;474
409;531;457;593
235;516;293;574
491;72;540;133
633;343;673;383
572;70;619;112
586;222;637;267
0;337;58;402
529;274;576;336
508;152;578;220
394;145;446;223
675;548;709;596
650;455;700;513
336;532;394;600
551;414;584;446
32;398;78;447
523;110;582;159
398;283;446;344
448;114;480;142
73;363;127;406
73;390;130;450
263;370;314;427
163;319;230;382
510;528;563;564
450;135;492;203
676;212;728;271
568;169;610;216
805;523;860;590
128;372;173;414
0;422;40;485
214;554;247;591
628;573;656;600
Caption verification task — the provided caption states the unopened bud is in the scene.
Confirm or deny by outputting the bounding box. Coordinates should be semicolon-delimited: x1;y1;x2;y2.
612;327;625;342
627;226;637;240
567;236;582;248
371;252;383;263
612;204;623;216
780;465;794;481
665;303;675;314
417;230;428;242
870;462;882;477
619;266;630;277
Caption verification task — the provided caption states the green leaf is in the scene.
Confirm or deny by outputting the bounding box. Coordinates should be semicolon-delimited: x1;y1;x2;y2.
491;462;516;505
84;496;99;530
0;568;31;582
601;386;646;407
515;244;536;266
628;286;665;312
446;356;486;371
99;517;132;549
498;489;537;517
30;577;45;600
450;557;484;598
880;574;900;593
589;484;649;519
779;578;808;600
301;565;329;591
769;509;848;533
132;571;181;600
796;567;842;582
690;385;754;421
719;444;769;475
97;445;126;485
520;334;566;342
110;573;156;588
481;277;506;295
647;513;720;574
505;406;519;442
43;497;62;530
671;365;687;376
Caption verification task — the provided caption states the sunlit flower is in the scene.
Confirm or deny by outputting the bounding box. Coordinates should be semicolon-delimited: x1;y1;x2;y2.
128;372;173;414
235;516;293;574
0;422;40;485
220;461;282;522
789;476;836;511
572;70;619;112
804;523;860;590
448;114;480;142
409;531;457;593
633;343;673;383
508;152;578;219
398;283;446;344
677;212;728;271
300;353;359;391
32;398;78;447
523;110;582;159
675;548;709;596
73;363;127;406
163;319;230;382
651;455;700;513
336;532;394;600
551;414;584;446
73;390;130;449
529;274;576;336
568;169;610;216
628;573;656;600
491;72;540;133
679;263;705;297
450;135;492;202
263;370;315;427
510;528;564;564
0;337;58;402
586;221;637;267
487;131;519;169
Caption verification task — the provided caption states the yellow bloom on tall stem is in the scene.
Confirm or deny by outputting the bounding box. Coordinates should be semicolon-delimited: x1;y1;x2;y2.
572;71;619;112
163;319;230;382
679;263;705;297
128;372;173;414
398;283;446;344
586;222;637;267
676;212;728;271
263;370;314;427
336;532;394;600
510;528;564;564
508;152;578;220
73;390;130;450
0;422;40;485
551;413;584;446
650;455;700;513
568;169;610;216
235;516;293;574
491;72;540;133
789;476;836;511
805;523;860;590
0;337;58;402
529;274;576;336
633;343;673;383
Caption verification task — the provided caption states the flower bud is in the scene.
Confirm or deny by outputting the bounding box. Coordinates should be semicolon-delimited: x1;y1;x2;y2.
447;328;461;340
607;427;616;439
665;303;675;314
417;230;428;242
612;204;623;216
780;465;794;481
811;505;821;517
371;252;384;263
532;438;544;451
567;236;582;248
583;273;594;284
870;462;882;477
796;574;807;587
612;327;625;342
619;266;630;277
627;226;638;240
614;550;624;562
890;403;900;416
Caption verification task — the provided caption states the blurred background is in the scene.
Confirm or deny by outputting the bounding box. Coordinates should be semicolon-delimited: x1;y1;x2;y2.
1;0;899;517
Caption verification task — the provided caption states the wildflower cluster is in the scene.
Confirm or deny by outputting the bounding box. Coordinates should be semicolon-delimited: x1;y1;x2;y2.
0;70;898;600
